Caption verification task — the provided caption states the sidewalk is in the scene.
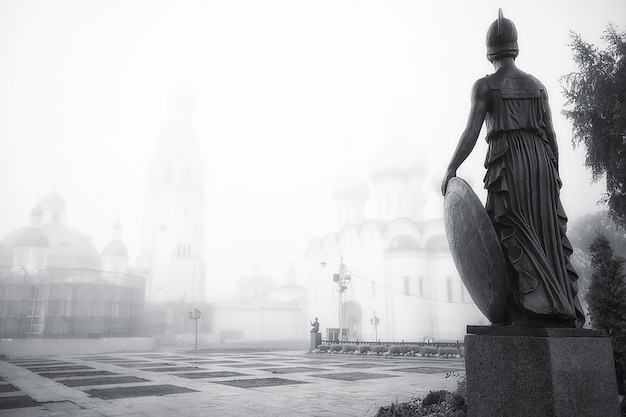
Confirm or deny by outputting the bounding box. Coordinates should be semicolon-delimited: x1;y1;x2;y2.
0;348;465;417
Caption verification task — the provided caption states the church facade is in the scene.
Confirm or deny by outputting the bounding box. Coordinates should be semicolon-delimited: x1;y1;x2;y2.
0;193;145;339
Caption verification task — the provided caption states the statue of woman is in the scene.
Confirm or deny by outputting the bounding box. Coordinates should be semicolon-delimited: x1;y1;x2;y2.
441;10;584;327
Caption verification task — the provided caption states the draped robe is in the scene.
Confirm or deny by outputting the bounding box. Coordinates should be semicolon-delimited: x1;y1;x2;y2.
482;73;585;326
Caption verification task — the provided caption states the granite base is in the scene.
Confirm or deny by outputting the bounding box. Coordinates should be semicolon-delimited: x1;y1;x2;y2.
465;328;620;417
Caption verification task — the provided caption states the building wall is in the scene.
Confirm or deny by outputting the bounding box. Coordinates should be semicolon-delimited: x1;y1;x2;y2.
305;218;486;343
0;269;145;339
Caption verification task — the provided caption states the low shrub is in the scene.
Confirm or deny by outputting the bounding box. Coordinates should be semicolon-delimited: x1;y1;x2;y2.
423;390;450;406
420;345;438;356
405;345;420;355
317;344;330;352
358;345;372;354
371;345;389;354
341;344;358;353
388;345;406;355
438;346;460;357
376;389;467;417
330;344;342;352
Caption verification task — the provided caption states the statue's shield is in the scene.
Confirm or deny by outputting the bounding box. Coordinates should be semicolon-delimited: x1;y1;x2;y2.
443;177;508;324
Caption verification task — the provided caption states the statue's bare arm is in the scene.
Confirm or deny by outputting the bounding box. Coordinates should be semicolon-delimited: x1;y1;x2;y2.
441;78;490;195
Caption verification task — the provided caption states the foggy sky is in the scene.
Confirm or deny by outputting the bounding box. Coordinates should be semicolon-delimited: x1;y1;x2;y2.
0;0;624;295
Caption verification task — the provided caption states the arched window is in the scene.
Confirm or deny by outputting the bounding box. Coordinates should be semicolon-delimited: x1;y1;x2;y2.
446;277;453;302
418;276;424;296
403;276;410;295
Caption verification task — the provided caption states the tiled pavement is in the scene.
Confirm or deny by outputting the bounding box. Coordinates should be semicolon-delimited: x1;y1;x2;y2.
0;348;465;416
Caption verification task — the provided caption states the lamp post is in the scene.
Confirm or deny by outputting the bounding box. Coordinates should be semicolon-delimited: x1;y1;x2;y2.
370;311;380;342
332;256;351;342
189;308;201;351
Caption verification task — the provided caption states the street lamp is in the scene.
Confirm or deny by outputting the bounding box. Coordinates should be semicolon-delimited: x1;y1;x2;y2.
370;311;380;342
189;308;201;351
332;256;351;342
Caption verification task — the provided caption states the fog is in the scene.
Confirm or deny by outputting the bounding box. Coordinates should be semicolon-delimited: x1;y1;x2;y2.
0;0;624;296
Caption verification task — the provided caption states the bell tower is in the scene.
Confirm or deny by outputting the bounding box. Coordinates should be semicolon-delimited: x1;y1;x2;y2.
139;83;207;303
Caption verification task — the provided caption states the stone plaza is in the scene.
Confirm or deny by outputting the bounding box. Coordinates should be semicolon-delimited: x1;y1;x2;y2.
0;347;463;417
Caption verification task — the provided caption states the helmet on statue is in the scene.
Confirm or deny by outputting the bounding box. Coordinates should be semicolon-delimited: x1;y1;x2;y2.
486;9;519;62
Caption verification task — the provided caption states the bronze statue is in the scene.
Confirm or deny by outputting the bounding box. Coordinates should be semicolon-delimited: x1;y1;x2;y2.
442;9;584;328
310;317;319;333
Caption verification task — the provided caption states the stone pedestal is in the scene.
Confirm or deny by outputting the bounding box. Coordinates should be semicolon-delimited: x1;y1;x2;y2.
309;332;321;352
465;326;620;417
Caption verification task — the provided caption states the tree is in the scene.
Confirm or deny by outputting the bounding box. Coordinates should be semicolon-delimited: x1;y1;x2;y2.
561;25;626;227
587;233;626;394
568;211;626;311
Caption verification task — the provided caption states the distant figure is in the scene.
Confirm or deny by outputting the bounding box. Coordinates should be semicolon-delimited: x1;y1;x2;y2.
310;317;319;333
441;9;584;328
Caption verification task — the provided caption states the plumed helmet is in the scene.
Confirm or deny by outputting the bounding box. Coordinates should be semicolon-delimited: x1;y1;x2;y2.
486;9;519;62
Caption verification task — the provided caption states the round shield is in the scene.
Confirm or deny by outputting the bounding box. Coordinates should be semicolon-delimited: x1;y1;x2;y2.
443;177;508;324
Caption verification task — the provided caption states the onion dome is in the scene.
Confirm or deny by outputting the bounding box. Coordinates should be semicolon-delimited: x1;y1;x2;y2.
30;204;43;227
102;240;128;257
30;204;43;217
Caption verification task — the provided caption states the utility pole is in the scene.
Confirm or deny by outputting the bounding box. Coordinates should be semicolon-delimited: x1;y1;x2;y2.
332;255;351;342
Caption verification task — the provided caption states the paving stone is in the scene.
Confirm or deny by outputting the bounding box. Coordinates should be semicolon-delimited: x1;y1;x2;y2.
26;365;93;372
174;371;248;379
225;363;273;368
115;362;175;367
260;367;321;374
83;384;197;399
213;377;309;389
57;376;151;387
395;367;451;374
38;370;117;379
314;372;399;381
0;394;40;410
11;361;66;367
0;383;19;393
138;366;200;372
336;363;385;369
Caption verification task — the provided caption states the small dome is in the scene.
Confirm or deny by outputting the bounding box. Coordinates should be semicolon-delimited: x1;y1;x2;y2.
102;240;128;257
14;227;49;248
31;204;43;217
424;234;449;251
40;192;66;208
387;235;421;251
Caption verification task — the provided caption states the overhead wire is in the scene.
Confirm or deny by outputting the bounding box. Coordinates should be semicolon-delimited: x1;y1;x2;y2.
344;268;475;305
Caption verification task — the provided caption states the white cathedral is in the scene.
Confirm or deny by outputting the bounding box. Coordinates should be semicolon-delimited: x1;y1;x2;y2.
304;150;485;343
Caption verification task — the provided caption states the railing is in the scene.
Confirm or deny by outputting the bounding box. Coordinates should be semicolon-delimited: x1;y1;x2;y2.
320;339;463;348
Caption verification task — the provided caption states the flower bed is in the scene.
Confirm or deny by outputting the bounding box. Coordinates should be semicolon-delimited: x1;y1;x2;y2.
311;343;463;358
